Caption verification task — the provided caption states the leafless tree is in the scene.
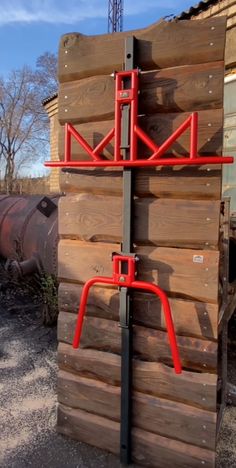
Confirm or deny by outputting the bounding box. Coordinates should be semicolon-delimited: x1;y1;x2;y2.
36;51;58;98
0;52;57;193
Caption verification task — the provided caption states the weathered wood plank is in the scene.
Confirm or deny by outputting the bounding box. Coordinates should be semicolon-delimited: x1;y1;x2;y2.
58;62;224;124
60;163;222;200
58;343;217;411
132;426;215;468
133;390;216;450
58;109;224;161
225;27;236;69
58;283;218;340
134;163;222;199
58;240;220;303
135;198;219;248
58;313;217;372
139;62;223;113
133;293;218;340
58;405;215;467
59;195;220;249
58;17;226;81
58;370;217;449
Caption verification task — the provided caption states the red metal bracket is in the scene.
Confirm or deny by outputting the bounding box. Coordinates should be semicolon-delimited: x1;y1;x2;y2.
73;254;182;374
48;68;234;374
45;69;233;168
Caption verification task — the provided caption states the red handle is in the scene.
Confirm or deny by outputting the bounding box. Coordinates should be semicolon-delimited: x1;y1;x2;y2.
72;275;182;374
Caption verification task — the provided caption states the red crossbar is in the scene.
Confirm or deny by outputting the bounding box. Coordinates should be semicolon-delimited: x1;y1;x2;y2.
46;156;233;168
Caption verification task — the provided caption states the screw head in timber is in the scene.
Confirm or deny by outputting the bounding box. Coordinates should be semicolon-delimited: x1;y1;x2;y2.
119;276;126;282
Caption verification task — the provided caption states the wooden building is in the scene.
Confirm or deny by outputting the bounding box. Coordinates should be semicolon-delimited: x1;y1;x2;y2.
177;0;236;72
178;0;236;210
47;15;236;467
43;94;60;193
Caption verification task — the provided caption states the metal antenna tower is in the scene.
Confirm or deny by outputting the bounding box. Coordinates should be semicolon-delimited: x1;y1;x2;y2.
108;0;123;33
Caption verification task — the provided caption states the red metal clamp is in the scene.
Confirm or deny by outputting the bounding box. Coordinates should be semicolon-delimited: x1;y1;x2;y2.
73;254;182;374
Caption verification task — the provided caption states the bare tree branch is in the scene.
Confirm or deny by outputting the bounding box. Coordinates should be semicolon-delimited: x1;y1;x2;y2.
0;53;57;193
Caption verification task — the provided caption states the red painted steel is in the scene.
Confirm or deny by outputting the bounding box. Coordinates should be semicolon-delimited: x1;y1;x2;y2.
190;112;198;159
45;156;233;167
45;69;233;169
73;255;182;374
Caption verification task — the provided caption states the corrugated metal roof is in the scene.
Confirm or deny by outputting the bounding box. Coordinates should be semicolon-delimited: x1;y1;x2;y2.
42;92;58;106
177;0;219;20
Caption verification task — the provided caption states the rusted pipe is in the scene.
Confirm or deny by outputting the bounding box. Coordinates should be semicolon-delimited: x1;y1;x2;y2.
5;256;42;279
0;195;59;276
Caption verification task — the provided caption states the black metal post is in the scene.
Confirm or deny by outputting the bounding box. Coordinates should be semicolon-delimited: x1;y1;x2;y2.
119;36;136;465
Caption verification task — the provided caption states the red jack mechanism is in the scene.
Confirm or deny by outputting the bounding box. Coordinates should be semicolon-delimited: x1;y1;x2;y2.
73;255;182;374
45;69;233;169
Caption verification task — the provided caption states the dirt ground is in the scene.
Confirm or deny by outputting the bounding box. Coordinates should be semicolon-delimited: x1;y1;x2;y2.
0;309;123;467
1;274;236;467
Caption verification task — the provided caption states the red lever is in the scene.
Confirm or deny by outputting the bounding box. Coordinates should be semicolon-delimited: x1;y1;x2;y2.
73;255;182;374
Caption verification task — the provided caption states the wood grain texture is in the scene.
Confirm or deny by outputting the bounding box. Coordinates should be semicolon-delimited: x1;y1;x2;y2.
58;240;220;303
58;62;224;124
132;427;215;468
139;62;223;114
58;283;218;340
58;343;217;411
60;163;222;200
58;313;218;372
58;109;224;161
59;194;220;249
225;27;236;69
58;17;226;81
58;404;215;467
55;14;226;465
58;369;217;449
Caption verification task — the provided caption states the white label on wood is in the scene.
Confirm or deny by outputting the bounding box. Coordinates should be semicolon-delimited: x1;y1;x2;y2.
193;255;204;264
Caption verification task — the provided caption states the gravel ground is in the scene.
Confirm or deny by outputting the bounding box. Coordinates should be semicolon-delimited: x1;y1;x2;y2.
0;305;124;468
1;272;236;467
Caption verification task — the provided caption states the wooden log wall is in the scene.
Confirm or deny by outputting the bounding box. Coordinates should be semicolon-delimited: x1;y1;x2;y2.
56;17;227;467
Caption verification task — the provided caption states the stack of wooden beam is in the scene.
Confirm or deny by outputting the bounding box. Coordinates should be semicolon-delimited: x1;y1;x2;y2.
56;17;227;467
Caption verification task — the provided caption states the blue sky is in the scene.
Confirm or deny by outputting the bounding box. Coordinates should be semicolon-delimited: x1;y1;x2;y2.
0;0;194;75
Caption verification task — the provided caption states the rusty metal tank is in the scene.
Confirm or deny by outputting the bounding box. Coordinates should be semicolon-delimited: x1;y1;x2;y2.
0;195;59;276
